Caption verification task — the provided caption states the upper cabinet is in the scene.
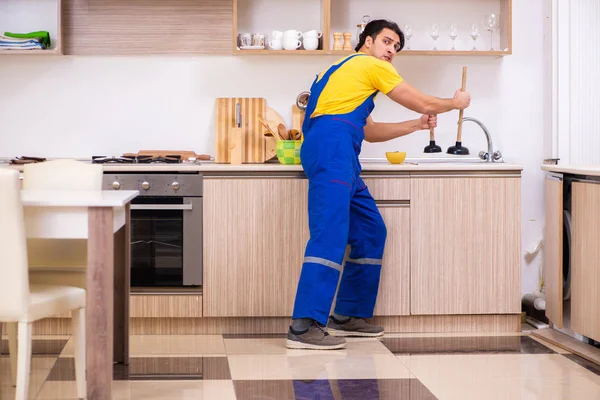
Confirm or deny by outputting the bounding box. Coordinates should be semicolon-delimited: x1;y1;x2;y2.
0;0;63;55
234;0;512;56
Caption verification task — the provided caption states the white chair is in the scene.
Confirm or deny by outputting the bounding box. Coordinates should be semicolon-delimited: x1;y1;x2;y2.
0;169;86;400
23;159;103;289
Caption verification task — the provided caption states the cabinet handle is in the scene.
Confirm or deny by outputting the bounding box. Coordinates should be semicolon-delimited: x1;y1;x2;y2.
375;201;410;207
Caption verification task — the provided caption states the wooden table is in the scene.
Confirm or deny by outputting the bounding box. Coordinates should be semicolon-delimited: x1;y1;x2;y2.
21;189;138;400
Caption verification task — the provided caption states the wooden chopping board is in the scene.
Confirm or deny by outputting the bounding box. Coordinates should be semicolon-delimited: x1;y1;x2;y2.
292;105;305;133
215;97;266;163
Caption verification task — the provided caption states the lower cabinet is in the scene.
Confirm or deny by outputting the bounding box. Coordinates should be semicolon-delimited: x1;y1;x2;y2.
203;178;309;317
409;177;522;315
372;204;411;316
203;174;522;318
571;181;600;342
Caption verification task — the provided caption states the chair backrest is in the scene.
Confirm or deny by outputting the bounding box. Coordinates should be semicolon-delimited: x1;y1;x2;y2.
0;169;30;318
23;159;103;190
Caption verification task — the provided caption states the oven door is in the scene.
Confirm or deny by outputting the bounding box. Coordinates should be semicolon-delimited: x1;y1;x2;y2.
129;196;202;287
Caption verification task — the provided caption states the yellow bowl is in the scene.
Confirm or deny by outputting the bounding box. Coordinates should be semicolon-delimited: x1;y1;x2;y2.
385;151;407;164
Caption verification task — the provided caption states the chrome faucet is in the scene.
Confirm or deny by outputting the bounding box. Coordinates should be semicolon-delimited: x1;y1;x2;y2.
462;117;503;163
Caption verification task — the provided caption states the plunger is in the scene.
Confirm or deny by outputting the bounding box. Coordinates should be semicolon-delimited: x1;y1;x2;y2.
447;66;470;155
424;126;442;153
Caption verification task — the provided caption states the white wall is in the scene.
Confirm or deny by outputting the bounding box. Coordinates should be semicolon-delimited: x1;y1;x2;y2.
0;1;547;295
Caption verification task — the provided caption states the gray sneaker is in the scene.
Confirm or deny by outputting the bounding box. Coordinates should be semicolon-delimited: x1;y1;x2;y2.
286;321;347;350
326;316;384;337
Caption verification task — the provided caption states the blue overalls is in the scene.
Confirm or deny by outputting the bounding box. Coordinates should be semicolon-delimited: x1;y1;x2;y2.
292;53;387;326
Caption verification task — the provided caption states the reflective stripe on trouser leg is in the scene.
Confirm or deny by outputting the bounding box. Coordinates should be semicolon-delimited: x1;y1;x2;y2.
292;175;352;326
334;183;387;318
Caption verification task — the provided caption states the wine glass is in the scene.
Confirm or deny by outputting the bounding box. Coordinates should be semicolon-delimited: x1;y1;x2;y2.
430;24;439;51
484;14;499;50
403;24;413;50
470;24;480;50
448;24;458;50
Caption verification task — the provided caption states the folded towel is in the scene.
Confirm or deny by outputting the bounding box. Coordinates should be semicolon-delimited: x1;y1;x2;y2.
0;35;44;50
4;31;50;48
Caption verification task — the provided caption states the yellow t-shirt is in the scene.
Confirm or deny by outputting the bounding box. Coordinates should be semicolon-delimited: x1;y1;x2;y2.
311;52;403;117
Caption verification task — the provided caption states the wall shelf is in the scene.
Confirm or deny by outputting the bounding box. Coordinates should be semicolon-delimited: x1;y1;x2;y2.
0;0;62;56
234;0;512;57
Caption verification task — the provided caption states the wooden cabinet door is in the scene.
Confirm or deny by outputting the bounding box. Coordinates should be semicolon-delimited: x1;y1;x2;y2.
571;181;600;341
373;204;411;316
203;178;309;317
410;177;521;315
544;176;564;327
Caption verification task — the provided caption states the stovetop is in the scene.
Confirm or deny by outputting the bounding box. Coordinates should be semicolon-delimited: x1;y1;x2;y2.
92;155;183;164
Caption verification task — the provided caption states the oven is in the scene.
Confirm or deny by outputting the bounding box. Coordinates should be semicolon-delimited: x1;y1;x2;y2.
103;171;202;289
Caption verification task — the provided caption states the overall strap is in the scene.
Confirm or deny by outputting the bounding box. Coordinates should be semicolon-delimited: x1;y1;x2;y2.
302;53;366;133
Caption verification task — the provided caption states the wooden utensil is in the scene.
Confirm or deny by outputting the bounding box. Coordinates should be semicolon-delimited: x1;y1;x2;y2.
229;103;244;165
288;129;301;140
277;123;289;140
215;97;266;163
124;150;211;161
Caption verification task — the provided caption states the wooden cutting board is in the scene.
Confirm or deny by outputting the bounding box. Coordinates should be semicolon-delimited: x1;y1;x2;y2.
215;97;266;163
292;105;305;133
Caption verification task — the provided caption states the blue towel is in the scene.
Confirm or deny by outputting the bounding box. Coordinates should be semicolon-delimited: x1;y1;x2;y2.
0;35;44;50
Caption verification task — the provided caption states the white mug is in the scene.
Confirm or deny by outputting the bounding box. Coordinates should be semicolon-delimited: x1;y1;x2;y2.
283;39;302;50
269;39;283;50
284;30;303;40
303;38;319;50
272;30;283;39
303;29;323;39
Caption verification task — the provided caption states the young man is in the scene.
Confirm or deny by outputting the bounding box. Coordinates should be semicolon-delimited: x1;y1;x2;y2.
287;19;471;350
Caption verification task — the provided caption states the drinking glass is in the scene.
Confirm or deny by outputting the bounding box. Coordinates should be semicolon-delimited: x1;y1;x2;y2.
470;24;480;50
448;24;458;50
430;24;439;50
484;14;499;50
403;24;413;50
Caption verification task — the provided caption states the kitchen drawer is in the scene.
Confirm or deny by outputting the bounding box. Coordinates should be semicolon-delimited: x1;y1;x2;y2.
362;177;410;201
130;294;202;318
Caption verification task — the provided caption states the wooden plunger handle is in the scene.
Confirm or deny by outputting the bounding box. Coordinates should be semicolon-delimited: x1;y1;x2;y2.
429;127;435;141
456;66;468;142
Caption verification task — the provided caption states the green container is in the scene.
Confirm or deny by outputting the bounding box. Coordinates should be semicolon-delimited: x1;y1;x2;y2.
276;140;302;165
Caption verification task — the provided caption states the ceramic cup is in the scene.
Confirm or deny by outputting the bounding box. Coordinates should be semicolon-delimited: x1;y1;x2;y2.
283;39;302;50
303;29;323;39
269;39;283;50
272;30;283;39
284;30;303;40
303;38;319;50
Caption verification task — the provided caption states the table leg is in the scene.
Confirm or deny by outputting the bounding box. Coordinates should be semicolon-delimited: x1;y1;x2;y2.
113;204;130;364
87;207;114;399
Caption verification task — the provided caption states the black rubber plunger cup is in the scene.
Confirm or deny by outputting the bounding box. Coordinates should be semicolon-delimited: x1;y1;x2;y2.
448;66;470;156
424;127;442;153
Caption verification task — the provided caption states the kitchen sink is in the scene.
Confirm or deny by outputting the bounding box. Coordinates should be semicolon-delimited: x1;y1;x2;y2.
404;156;504;164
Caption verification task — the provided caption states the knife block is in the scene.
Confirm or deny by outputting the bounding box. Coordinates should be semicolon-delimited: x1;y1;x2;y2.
229;126;244;165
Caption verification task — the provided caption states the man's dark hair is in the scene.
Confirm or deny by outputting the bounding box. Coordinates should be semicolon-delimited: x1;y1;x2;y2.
354;19;405;53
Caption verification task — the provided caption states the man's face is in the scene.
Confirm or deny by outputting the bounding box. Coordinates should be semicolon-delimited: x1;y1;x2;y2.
364;28;401;63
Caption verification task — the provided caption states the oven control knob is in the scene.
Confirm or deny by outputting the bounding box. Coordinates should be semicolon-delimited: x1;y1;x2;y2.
112;181;121;190
141;181;150;190
172;182;180;191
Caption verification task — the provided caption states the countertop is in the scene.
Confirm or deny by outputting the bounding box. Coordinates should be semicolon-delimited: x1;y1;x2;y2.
542;164;600;177
2;158;524;174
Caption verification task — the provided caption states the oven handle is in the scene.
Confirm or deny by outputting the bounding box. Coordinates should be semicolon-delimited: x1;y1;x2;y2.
130;204;193;210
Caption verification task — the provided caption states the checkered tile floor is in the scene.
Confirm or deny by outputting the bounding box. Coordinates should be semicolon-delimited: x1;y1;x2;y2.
2;327;600;399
